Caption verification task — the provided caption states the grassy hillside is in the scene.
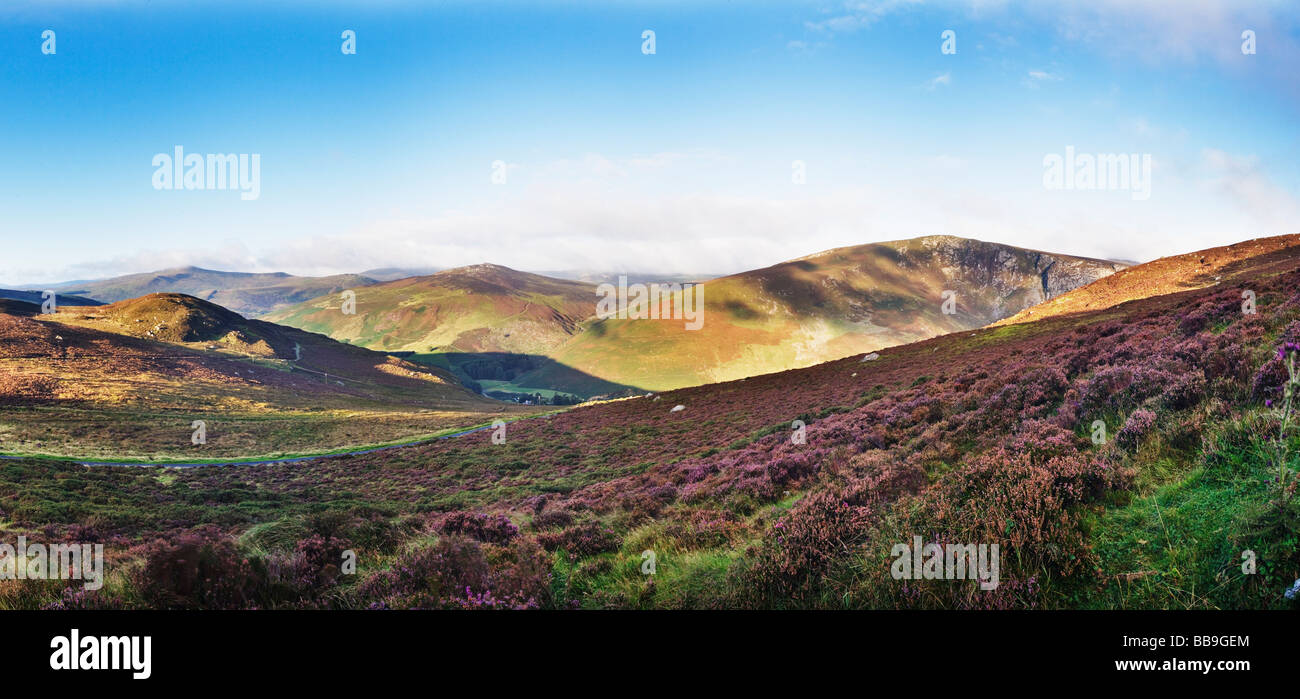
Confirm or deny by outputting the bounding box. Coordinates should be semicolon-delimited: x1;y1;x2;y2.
265;263;597;354
4;239;1295;610
0;293;531;460
270;237;1125;394
265;264;629;398
546;235;1124;390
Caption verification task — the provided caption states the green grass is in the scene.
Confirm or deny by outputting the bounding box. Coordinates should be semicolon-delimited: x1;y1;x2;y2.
476;380;577;401
1081;414;1300;609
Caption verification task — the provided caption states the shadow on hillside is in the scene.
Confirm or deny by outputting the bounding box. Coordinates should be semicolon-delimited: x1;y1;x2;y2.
402;351;644;401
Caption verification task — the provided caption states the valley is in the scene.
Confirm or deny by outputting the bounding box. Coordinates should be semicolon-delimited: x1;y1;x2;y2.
0;294;532;460
2;235;1296;610
268;235;1126;395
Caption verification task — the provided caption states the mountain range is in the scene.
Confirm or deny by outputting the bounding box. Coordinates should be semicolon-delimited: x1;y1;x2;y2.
0;234;1131;455
266;235;1127;395
43;266;376;317
9;236;1129;399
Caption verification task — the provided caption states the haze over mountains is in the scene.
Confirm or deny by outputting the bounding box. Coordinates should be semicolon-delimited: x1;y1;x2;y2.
44;266;376;317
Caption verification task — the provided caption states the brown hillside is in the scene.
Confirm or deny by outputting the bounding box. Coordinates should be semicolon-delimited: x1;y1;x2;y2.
996;234;1300;326
0;293;530;459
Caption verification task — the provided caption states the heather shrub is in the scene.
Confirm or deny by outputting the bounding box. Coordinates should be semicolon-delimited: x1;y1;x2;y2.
1159;371;1206;411
1251;355;1287;403
961;366;1068;435
764;451;820;488
288;534;351;590
437;511;519;544
1117;409;1157;451
355;535;491;609
1095;320;1123;337
1064;349;1093;378
1076;365;1174;418
131;528;260;609
730;480;875;608
530;508;574;531
1205;339;1251;398
522;495;551;516
1177;308;1210;335
537;521;621;556
1001;420;1083;462
844;450;927;501
902;447;1131;582
483;537;553;608
661;508;743;549
619;483;678;521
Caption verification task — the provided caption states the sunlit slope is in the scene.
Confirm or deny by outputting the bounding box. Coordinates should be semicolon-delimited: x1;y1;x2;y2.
547;235;1126;390
0;293;526;459
267;237;1123;393
266;264;598;356
996;234;1300;326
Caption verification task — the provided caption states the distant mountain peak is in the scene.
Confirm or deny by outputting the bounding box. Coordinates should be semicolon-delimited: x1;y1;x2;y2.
155;266;291;279
45;267;373;317
444;263;521;277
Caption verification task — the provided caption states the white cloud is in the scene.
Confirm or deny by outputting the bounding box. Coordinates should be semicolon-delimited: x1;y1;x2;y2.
1013;0;1300;97
1199;148;1300;231
10;145;1298;285
805;0;925;34
1023;69;1063;87
923;72;952;90
802;0;1300;97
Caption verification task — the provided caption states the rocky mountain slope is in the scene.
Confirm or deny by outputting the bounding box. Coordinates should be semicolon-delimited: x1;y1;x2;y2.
996;234;1300;326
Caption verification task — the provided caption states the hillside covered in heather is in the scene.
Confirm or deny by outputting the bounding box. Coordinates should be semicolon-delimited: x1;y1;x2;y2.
2;236;1297;610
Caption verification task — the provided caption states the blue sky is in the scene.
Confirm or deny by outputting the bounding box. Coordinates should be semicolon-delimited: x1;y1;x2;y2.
1;0;1298;283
